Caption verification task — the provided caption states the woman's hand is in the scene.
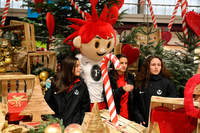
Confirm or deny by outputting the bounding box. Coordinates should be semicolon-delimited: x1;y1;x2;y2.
123;84;134;92
140;121;146;125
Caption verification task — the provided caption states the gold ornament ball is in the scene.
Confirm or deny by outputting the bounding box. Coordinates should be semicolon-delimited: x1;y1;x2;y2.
64;123;83;133
4;57;12;65
44;123;62;133
39;71;49;81
0;61;5;66
0;67;6;73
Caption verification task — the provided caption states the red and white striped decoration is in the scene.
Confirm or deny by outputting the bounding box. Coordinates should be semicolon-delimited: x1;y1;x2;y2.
101;53;120;125
68;0;87;19
146;0;158;29
181;0;188;38
168;0;181;31
1;0;10;27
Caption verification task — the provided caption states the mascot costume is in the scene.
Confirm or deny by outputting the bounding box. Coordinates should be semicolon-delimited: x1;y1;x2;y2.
64;0;125;110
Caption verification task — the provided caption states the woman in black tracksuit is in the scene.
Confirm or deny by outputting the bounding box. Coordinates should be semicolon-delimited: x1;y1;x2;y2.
108;54;135;120
133;55;177;127
44;56;90;127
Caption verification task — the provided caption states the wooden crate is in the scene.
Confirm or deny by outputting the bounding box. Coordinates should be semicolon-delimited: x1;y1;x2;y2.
148;96;199;133
27;51;57;74
10;20;36;52
100;110;146;133
0;20;36;52
0;74;35;104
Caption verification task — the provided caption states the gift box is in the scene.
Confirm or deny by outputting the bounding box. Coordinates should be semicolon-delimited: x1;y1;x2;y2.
7;93;28;121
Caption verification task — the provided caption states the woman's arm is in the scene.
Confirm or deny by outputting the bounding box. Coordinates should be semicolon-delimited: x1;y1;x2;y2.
44;78;64;115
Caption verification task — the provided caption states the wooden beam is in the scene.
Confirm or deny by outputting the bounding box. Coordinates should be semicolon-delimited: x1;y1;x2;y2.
0;8;27;17
119;14;182;24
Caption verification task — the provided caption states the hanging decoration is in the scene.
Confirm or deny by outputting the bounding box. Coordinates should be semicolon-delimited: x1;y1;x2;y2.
46;12;55;40
146;0;189;45
147;0;188;34
168;0;181;31
67;0;89;19
1;0;10;27
186;11;200;37
34;0;44;13
181;0;188;38
146;0;157;29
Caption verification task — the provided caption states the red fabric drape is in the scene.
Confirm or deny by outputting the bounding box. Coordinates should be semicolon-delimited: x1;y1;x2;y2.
151;107;197;133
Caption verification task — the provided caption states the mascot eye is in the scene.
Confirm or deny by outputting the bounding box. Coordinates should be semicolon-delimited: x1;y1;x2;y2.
107;41;111;48
95;41;100;48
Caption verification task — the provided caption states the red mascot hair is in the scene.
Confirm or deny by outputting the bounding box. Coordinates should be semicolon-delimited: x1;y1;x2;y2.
64;0;124;49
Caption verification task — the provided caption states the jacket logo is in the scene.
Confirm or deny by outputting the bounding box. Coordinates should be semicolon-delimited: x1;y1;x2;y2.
157;89;162;95
74;89;79;95
139;91;144;94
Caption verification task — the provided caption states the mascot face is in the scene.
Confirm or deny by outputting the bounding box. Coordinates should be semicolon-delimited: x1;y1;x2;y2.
74;35;115;61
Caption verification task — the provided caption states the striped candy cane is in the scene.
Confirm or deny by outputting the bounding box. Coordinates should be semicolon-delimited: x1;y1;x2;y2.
101;53;120;125
146;0;158;29
1;0;10;27
181;0;188;38
68;0;87;19
168;0;181;31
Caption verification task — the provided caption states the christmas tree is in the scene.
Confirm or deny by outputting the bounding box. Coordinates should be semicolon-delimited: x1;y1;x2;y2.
163;28;200;97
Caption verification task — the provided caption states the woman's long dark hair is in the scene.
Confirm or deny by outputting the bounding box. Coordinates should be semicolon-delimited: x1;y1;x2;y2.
135;55;171;89
110;54;129;81
54;56;79;93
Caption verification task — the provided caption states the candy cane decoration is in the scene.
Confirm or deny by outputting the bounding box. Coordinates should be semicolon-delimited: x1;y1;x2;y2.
146;0;158;29
101;53;120;125
1;0;10;27
181;0;188;38
67;0;87;19
168;0;181;31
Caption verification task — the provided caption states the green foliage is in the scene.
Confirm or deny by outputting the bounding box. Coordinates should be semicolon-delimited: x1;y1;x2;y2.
163;28;200;97
176;28;200;53
31;63;55;78
120;27;139;44
29;115;65;133
163;50;198;97
36;41;47;49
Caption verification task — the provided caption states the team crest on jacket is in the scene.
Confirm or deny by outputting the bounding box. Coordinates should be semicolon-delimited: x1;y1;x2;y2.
74;89;79;95
157;89;162;95
91;65;101;81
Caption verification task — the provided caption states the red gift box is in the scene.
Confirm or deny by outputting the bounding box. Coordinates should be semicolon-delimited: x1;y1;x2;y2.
7;93;28;121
